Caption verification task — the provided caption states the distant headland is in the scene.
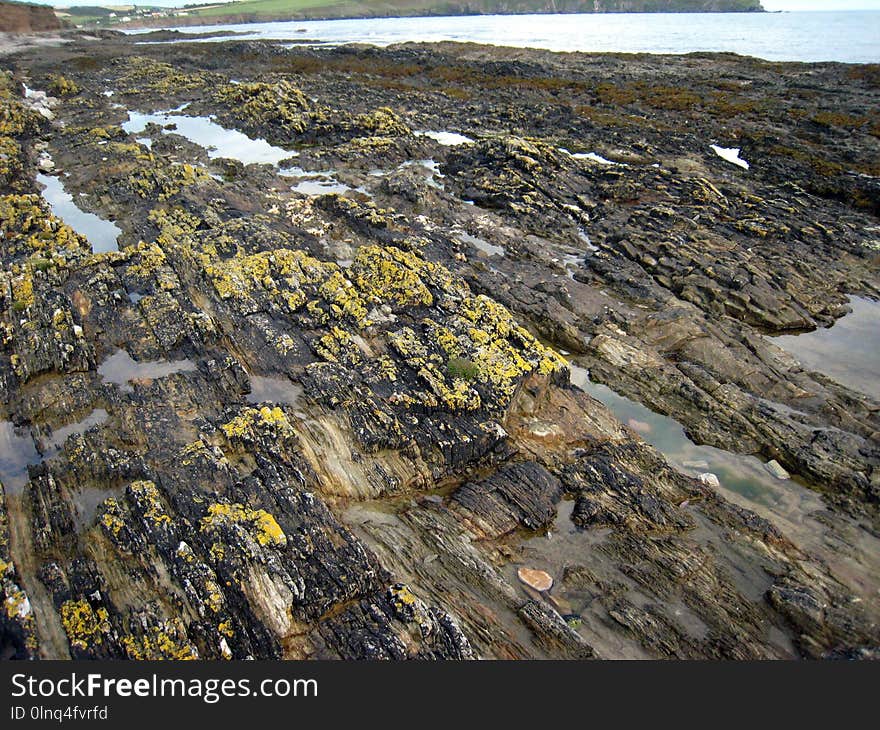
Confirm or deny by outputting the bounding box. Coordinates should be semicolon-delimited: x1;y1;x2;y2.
55;1;765;31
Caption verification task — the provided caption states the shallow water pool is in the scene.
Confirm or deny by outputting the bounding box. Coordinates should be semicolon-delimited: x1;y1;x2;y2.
36;174;121;253
124;110;295;166
771;296;880;400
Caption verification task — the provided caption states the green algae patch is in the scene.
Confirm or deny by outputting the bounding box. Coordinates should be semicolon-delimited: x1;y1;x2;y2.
447;356;480;381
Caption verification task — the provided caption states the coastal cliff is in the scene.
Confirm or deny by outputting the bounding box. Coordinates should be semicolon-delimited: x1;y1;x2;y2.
412;1;765;13
97;1;764;31
266;0;767;17
0;1;64;33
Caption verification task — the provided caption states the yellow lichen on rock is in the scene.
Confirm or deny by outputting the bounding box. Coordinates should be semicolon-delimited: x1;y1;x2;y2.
351;245;437;307
120;619;198;660
99;499;125;540
0;194;89;259
0;136;25;191
214;79;319;136
119;57;219;95
4;587;30;620
47;75;80;97
354;107;411;137
221;405;293;442
11;273;34;309
127;162;210;201
196;246;328;312
0;83;42;137
60;599;111;651
390;583;418;608
318;270;369;324
385;291;566;410
315;325;364;366
149;206;202;245
128;480;172;528
200;502;287;548
459;294;568;381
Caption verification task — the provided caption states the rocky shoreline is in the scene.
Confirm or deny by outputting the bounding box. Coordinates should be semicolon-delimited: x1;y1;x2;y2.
0;32;877;660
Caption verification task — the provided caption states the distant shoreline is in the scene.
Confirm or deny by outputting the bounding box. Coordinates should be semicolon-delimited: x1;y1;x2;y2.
83;5;767;32
110;9;880;65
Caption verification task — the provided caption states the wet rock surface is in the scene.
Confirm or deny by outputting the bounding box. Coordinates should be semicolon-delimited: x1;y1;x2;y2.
0;35;877;660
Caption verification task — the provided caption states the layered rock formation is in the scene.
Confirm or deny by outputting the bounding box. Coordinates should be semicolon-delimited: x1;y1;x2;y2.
0;34;876;660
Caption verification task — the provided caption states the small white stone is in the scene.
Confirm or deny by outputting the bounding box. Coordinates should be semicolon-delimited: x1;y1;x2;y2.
698;472;721;488
764;460;790;480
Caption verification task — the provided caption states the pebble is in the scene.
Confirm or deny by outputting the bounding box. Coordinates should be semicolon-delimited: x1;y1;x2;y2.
698;472;721;488
764;459;791;480
518;567;553;592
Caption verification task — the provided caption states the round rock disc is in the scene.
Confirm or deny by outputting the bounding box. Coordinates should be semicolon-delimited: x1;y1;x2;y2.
517;567;553;592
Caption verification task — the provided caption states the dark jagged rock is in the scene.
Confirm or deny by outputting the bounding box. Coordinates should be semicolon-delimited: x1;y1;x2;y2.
451;460;563;537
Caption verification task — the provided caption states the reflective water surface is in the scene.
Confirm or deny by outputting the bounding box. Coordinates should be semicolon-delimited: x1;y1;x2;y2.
124;110;295;166
36;173;121;253
771;296;880;401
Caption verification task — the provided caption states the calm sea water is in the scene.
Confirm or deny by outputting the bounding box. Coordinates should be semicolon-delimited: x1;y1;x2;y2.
132;11;880;63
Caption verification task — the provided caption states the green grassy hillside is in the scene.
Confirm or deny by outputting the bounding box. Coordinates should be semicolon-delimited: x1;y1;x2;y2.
67;0;764;28
186;0;763;20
